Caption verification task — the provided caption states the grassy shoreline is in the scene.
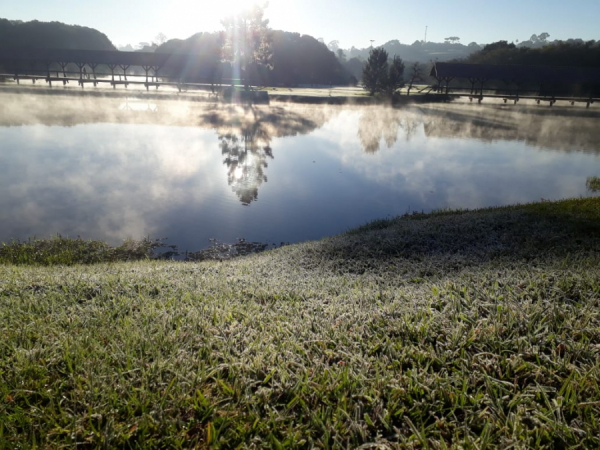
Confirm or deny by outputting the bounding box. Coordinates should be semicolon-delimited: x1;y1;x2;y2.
0;84;450;106
1;198;600;448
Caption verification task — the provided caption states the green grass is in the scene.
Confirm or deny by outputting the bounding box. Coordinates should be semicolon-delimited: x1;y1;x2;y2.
1;198;600;448
0;235;168;266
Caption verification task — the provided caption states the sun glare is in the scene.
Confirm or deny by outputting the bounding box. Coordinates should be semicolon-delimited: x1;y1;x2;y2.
174;0;292;43
233;166;244;180
186;0;267;21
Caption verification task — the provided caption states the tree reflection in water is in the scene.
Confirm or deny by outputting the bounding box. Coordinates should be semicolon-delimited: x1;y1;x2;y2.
355;103;600;155
357;107;421;154
201;104;333;205
219;124;273;206
420;104;600;154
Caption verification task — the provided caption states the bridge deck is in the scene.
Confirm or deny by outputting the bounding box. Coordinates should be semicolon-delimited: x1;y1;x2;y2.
443;92;598;106
0;73;238;93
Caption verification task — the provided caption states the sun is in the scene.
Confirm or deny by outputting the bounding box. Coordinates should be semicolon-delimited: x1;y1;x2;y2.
222;0;256;13
192;0;267;21
172;0;287;44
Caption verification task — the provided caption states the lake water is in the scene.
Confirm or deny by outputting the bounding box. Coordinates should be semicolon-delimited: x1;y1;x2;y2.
1;93;599;254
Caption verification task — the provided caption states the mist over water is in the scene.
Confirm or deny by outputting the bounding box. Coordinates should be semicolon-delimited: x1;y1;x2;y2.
1;93;599;253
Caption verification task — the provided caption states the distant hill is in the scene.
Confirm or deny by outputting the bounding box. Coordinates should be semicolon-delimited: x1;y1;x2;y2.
346;40;481;64
0;18;116;51
155;30;350;86
154;32;224;82
268;31;348;85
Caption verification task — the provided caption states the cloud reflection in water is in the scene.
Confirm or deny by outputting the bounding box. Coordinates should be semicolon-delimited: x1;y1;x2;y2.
1;95;599;252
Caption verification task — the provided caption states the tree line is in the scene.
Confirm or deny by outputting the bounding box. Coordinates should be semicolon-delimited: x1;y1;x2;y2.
3;14;600;92
0;18;115;51
156;30;349;87
461;39;600;68
155;5;350;87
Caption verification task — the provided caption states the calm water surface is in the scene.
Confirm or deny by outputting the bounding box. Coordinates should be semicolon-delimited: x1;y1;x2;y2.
1;93;599;253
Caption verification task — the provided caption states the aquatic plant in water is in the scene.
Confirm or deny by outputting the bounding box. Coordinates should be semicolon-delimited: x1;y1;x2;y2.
586;176;600;192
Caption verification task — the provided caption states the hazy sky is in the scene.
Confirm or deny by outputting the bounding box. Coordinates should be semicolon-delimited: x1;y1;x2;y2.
3;0;599;49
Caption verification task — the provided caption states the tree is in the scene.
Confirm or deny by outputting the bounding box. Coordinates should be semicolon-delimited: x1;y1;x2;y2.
445;36;460;44
328;40;340;52
406;62;423;96
362;47;404;97
539;32;550;42
479;40;516;55
336;48;346;62
344;57;365;81
362;47;389;95
386;56;405;96
154;32;167;45
221;4;273;88
137;42;158;52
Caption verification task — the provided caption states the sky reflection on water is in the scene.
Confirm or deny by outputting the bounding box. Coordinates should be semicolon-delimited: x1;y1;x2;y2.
1;94;599;253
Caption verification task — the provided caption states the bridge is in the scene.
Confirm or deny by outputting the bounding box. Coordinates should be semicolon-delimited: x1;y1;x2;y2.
430;62;600;107
0;47;234;93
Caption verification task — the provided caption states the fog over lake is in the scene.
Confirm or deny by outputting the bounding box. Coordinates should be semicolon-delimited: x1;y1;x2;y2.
1;93;599;253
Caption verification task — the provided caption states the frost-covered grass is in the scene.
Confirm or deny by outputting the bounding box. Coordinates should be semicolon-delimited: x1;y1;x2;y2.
1;198;600;448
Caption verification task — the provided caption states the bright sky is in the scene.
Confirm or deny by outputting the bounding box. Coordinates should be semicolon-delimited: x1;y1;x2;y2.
3;0;599;49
